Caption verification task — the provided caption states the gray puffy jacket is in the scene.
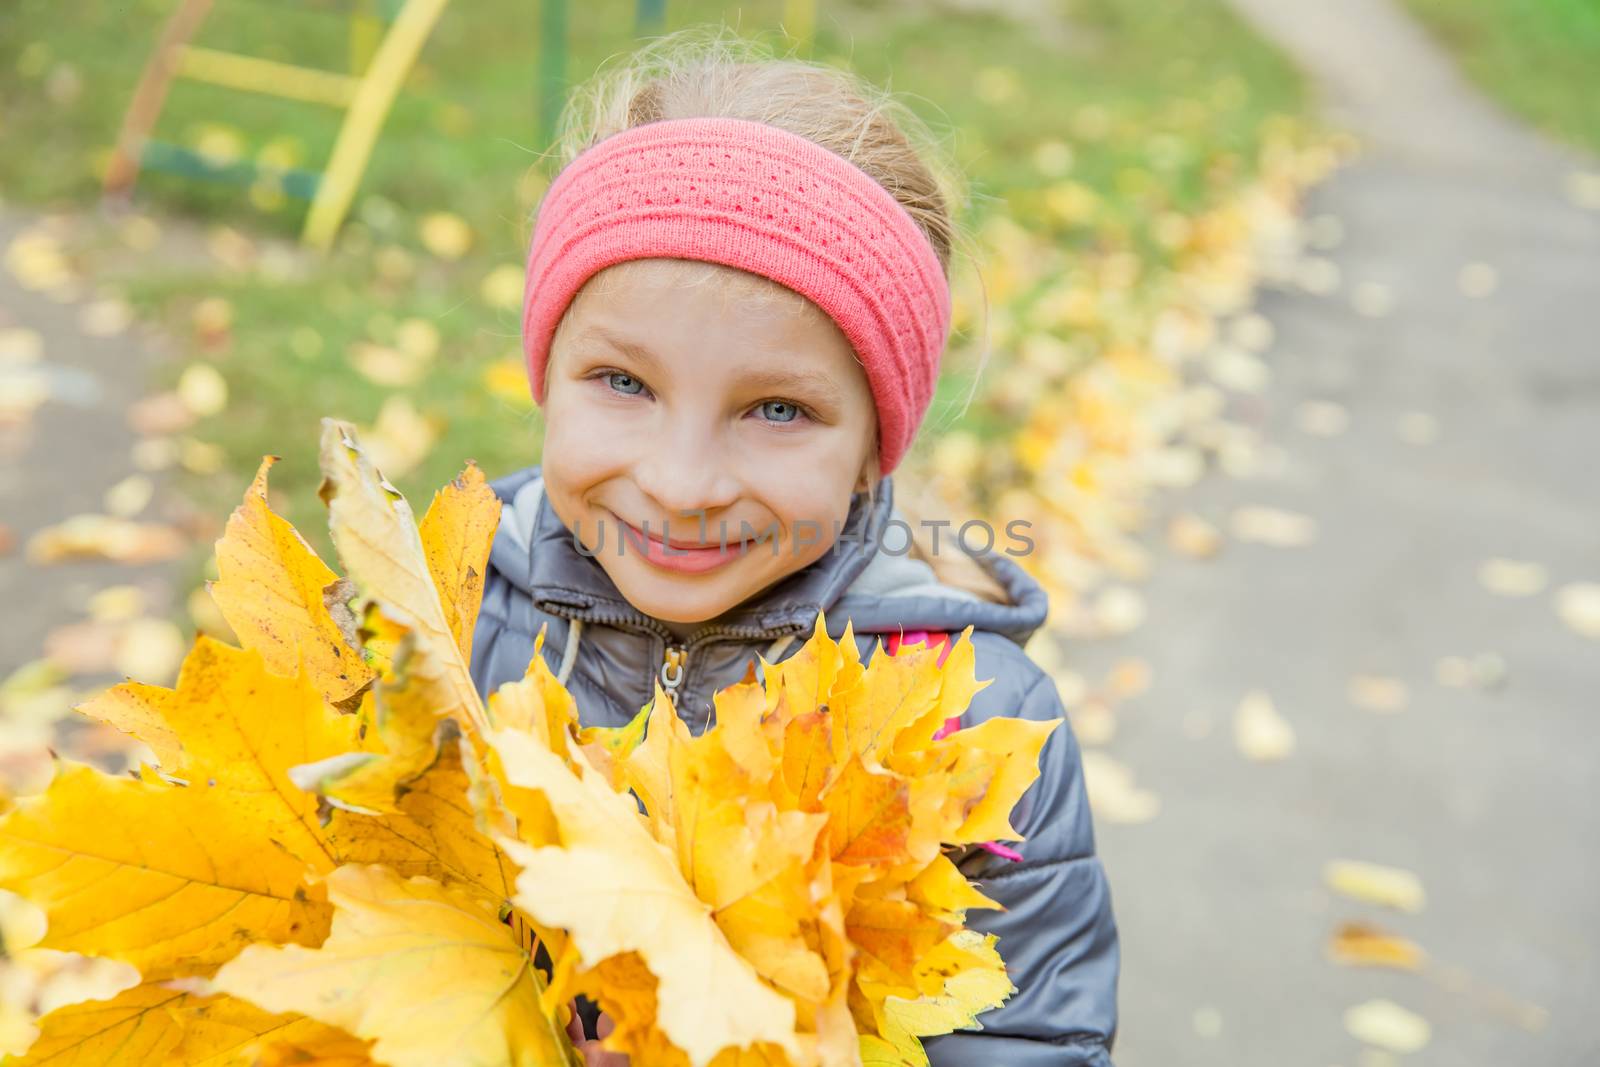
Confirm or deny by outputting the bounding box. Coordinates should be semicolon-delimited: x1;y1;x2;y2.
471;465;1120;1066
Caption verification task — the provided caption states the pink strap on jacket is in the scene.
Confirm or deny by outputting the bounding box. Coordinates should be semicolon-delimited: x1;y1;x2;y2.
882;629;1023;863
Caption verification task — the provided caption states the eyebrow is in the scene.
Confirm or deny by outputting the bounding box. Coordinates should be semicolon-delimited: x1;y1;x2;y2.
573;325;846;406
571;325;664;372
737;367;845;407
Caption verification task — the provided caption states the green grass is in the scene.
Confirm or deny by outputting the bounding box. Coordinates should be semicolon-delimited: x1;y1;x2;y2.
0;0;1309;629
1401;0;1600;154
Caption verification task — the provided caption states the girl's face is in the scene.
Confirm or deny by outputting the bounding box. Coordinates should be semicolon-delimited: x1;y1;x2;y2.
540;259;879;628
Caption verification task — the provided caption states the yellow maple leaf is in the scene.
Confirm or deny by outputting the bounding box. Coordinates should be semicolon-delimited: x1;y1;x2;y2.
416;463;499;668
488;723;804;1067
77;627;515;902
211;864;574;1067
208;455;375;711
7;983;371;1067
0;764;329;979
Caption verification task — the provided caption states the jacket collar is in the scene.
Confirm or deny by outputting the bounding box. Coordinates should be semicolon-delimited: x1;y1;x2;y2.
488;466;894;643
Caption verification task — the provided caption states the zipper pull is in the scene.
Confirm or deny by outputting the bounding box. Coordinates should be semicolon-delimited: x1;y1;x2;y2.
659;645;687;696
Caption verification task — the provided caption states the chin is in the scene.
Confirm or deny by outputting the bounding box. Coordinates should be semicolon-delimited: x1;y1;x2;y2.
602;561;747;626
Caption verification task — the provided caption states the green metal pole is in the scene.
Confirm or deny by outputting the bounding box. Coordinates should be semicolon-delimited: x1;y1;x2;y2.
539;0;568;152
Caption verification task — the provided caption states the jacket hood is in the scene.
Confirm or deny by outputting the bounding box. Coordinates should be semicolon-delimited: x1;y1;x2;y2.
486;465;1049;651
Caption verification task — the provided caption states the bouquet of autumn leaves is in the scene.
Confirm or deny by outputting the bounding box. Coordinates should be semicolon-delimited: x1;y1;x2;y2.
0;418;1060;1067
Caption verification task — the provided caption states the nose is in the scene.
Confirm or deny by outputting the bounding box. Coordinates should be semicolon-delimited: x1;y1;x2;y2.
631;416;741;522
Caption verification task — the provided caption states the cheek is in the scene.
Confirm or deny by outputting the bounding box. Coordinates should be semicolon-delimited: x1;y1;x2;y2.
763;453;862;532
539;387;630;493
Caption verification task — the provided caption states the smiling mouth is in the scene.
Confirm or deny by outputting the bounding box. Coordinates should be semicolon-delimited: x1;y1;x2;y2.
605;513;757;574
617;518;749;551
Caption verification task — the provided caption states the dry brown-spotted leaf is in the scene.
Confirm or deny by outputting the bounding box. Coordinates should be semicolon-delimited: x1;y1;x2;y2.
317;419;487;738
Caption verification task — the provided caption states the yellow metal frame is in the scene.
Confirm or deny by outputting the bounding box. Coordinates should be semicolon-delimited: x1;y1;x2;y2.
304;0;450;251
175;45;361;108
104;0;450;253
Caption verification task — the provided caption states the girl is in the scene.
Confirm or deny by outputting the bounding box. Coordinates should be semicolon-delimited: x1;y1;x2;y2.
471;28;1120;1067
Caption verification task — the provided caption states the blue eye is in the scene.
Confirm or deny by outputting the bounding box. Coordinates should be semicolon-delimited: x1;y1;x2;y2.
607;372;644;395
760;400;800;423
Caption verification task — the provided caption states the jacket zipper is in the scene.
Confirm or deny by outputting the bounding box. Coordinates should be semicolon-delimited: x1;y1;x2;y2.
659;645;687;696
671;622;810;715
542;592;810;716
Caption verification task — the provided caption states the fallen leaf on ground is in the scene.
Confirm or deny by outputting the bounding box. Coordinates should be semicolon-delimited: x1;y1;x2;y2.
1166;513;1222;558
1457;262;1498;299
1566;171;1600;211
1351;281;1395;318
78;298;133;338
1295;256;1341;294
1327;922;1424;970
1295;400;1349;437
349;342;429;388
1105;659;1151;700
1347;675;1409;714
418;212;473;260
1395;411;1440;445
1477;558;1548;598
177;363;228;418
126;392;196;436
1554;581;1600;639
1191;1006;1222;1039
1070;698;1116;746
1324;860;1425;913
1206;345;1270;393
1080;751;1159;824
479;264;524;310
1228;313;1274;352
1343;998;1431;1053
1230;506;1317;547
359;395;442;479
1434;653;1508;691
25;515;189;564
102;474;155;518
0;329;44;365
1234;690;1293;761
1091;586;1145;637
190;297;233;348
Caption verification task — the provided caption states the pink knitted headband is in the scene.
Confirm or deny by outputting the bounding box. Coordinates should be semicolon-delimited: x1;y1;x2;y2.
521;116;952;475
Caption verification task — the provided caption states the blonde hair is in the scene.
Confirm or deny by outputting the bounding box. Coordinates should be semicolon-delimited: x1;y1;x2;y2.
541;26;1007;605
